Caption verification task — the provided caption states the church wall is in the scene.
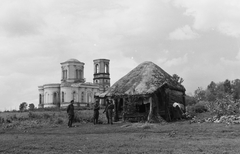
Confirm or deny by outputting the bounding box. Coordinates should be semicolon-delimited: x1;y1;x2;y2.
60;86;78;108
38;58;110;109
38;86;44;108
43;84;60;108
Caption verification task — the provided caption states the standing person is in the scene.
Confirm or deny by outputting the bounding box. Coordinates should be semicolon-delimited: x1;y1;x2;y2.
103;99;110;124
107;100;114;125
103;99;114;124
93;98;100;124
67;100;74;128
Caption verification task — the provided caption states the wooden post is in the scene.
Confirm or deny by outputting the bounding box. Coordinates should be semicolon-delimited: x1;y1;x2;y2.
183;91;186;113
147;97;153;122
167;90;171;122
164;88;171;122
122;98;126;121
114;99;119;122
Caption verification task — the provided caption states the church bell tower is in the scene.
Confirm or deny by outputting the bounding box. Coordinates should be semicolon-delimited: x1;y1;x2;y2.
93;59;110;93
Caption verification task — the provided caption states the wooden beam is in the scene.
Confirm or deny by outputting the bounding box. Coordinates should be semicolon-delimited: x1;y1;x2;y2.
114;99;119;122
147;97;153;122
122;98;126;121
182;91;186;113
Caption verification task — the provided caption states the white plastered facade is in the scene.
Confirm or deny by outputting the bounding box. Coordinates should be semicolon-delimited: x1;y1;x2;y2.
38;58;109;108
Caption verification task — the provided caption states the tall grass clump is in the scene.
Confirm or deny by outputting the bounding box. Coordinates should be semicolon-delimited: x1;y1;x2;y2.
28;112;42;119
54;117;64;124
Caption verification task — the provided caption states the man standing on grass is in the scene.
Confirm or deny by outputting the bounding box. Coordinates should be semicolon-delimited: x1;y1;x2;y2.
67;100;74;127
103;99;114;125
93;98;100;124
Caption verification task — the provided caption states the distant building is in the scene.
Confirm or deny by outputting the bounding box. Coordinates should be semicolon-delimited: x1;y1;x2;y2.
38;58;110;108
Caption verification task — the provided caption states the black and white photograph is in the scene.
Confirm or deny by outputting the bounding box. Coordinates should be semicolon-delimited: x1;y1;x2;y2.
1;0;240;153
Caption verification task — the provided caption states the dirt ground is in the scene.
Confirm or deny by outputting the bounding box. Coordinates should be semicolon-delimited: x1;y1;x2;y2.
1;120;240;154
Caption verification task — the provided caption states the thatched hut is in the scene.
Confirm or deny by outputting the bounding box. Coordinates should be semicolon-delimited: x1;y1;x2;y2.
99;61;186;122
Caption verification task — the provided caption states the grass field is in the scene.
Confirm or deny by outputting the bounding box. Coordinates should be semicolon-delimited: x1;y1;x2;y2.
1;110;240;154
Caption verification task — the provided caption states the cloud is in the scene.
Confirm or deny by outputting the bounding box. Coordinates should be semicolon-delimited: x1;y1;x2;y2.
163;53;188;67
0;0;46;37
174;0;240;37
168;25;200;40
220;50;240;66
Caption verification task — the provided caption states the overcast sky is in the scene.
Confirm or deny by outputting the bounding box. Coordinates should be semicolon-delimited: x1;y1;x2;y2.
1;0;240;111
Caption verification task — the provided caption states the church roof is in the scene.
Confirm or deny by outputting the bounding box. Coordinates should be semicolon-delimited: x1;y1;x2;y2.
61;58;84;65
66;58;80;63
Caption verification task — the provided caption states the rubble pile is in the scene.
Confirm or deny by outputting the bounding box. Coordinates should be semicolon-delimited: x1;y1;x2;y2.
190;115;240;125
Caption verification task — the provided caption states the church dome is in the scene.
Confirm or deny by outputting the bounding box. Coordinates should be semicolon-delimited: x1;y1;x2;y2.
66;58;80;63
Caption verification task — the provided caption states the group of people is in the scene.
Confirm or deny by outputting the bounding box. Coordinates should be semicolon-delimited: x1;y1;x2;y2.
66;98;114;127
93;98;114;125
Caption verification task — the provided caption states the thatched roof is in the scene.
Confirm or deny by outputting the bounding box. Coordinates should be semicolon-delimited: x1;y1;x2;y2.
100;61;185;98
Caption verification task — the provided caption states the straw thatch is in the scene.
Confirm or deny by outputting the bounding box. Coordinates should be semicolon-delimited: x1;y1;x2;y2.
100;61;185;98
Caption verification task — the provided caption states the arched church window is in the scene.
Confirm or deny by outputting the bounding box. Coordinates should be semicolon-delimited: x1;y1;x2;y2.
79;70;82;79
62;92;64;103
64;70;67;79
95;64;99;73
53;92;57;104
105;64;109;73
76;70;79;79
73;91;76;102
39;94;42;104
81;92;84;102
87;92;92;103
48;94;49;104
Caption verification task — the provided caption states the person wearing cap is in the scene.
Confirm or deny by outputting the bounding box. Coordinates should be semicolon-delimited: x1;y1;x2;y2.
93;98;100;124
67;100;74;127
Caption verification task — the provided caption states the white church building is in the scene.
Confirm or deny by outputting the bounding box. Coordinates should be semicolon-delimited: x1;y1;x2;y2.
38;58;110;108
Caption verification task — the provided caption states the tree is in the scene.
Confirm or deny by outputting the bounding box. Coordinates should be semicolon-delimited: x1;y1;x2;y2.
223;79;232;94
194;87;206;101
206;81;217;102
207;81;217;94
172;74;184;84
232;79;240;101
215;82;226;99
205;89;216;102
28;103;35;110
19;102;28;111
185;95;197;106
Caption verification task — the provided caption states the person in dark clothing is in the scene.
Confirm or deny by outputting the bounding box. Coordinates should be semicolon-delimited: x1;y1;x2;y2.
93;99;100;124
103;99;114;124
103;99;110;123
67;100;74;127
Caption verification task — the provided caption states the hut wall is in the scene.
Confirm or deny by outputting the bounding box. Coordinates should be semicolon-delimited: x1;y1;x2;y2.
168;90;185;121
169;90;184;105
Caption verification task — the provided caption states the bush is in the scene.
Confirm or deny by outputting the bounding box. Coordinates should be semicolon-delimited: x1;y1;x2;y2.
73;112;92;123
185;95;197;106
43;113;51;119
28;112;41;119
186;101;208;117
0;117;4;124
9;114;18;121
194;101;208;113
54;118;64;124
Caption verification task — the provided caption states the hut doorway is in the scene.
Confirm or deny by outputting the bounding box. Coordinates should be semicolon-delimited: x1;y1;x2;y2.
136;102;149;113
